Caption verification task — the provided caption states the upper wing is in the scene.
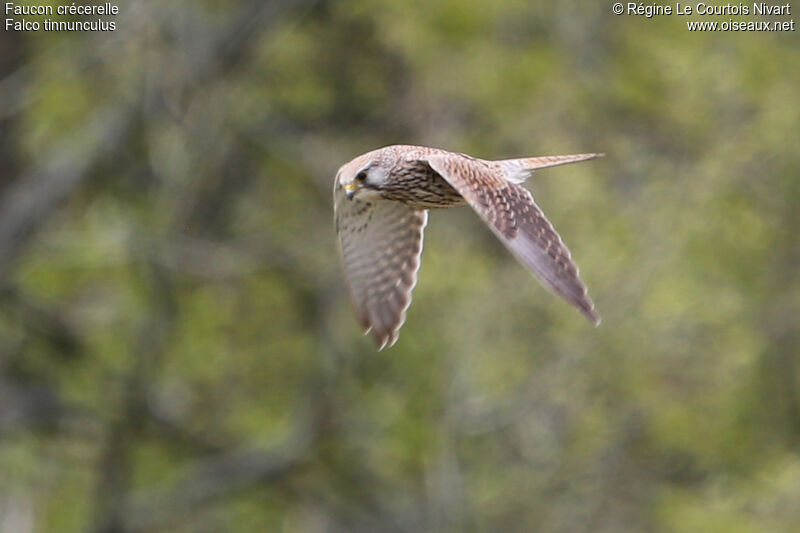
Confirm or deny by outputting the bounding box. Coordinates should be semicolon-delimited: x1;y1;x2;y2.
334;184;428;349
496;153;604;183
420;153;600;325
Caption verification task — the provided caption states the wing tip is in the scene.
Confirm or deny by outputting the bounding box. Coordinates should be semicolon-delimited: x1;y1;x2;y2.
377;337;389;351
578;299;601;327
568;152;605;164
371;329;398;351
506;152;606;174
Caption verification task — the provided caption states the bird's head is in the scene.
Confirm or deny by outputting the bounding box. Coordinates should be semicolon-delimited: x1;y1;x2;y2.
336;153;391;201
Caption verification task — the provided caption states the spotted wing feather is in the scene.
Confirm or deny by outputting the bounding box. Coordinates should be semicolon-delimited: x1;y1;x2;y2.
421;154;600;325
334;185;428;349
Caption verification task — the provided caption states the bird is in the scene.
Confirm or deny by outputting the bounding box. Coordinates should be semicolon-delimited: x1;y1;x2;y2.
334;145;603;349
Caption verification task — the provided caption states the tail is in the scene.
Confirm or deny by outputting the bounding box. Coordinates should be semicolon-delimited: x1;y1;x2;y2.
496;153;604;183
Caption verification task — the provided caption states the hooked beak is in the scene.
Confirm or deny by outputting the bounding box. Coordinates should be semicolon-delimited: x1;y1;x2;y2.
344;183;358;200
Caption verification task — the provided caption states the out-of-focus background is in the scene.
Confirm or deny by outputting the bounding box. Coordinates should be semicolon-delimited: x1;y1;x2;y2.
1;1;798;532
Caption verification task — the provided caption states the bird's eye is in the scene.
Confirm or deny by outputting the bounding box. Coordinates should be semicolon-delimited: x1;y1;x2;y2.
355;171;368;182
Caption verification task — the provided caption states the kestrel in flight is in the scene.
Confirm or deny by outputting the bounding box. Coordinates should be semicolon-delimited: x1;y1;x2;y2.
334;145;603;349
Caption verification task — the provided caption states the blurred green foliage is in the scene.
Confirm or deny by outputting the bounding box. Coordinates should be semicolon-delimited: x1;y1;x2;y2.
0;0;799;532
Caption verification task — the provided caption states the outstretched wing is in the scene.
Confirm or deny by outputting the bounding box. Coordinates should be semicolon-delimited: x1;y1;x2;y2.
334;185;428;349
495;153;604;183
420;153;600;325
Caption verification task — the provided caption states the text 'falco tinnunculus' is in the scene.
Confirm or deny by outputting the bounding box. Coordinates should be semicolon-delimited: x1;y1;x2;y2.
334;145;603;349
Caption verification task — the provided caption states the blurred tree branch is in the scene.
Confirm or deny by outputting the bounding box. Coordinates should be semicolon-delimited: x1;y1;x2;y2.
91;255;178;533
121;397;329;532
0;284;82;359
0;28;25;197
0;105;136;278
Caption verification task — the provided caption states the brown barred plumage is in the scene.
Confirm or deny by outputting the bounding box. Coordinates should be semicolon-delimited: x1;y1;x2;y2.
334;145;603;349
